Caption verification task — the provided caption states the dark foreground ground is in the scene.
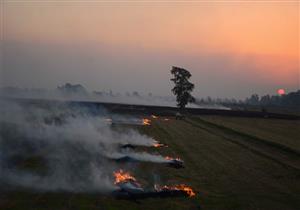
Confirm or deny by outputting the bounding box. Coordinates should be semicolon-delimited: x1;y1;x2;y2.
1;115;299;210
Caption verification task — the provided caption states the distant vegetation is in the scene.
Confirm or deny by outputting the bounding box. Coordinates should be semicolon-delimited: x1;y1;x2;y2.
195;90;300;108
1;83;299;110
244;90;300;107
57;83;88;96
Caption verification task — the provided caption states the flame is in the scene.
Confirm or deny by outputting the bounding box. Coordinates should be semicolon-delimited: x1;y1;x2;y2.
165;156;172;160
142;118;151;125
155;184;196;197
153;143;164;148
113;169;137;185
165;156;181;161
151;115;158;119
153;140;166;148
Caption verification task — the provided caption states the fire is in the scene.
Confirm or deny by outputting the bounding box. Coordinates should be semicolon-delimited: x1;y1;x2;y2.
165;156;181;161
142;118;151;126
155;184;196;197
165;156;172;160
153;140;166;148
151;115;158;119
153;143;164;148
113;169;137;185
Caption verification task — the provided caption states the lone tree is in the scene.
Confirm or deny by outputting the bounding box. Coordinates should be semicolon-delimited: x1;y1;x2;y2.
170;66;195;110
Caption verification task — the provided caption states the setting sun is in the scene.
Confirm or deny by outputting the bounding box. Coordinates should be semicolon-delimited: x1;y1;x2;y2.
277;88;286;95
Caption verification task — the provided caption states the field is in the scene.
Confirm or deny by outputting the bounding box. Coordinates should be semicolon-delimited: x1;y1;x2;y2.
1;115;300;210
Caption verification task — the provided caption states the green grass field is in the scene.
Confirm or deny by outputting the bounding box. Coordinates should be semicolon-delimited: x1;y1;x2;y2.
1;115;300;210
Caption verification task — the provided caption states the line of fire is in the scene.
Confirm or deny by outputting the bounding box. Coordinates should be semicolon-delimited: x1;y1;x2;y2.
109;115;196;199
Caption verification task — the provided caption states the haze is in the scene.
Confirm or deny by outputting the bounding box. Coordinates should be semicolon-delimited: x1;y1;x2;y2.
1;1;299;99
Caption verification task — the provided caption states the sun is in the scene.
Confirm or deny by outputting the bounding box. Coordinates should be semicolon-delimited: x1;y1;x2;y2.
277;88;285;95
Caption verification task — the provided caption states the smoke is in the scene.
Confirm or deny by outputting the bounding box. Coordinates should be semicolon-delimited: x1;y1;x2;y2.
0;86;230;109
106;152;171;164
0;99;157;192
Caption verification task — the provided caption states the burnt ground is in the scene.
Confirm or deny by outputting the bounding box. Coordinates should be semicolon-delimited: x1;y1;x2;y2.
1;115;300;210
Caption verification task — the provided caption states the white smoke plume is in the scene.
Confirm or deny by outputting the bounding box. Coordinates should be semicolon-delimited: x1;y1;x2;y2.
105;151;173;164
0;86;230;109
0;99;157;192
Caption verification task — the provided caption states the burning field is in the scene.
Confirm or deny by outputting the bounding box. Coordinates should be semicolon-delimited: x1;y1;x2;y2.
104;117;152;126
0;99;196;207
112;169;195;199
1;99;299;210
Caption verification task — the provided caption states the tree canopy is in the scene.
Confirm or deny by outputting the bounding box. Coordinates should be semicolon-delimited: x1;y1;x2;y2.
170;66;195;110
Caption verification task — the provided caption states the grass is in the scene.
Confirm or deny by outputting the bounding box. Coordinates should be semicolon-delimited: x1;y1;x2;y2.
199;115;300;153
235;105;300;117
1;116;300;210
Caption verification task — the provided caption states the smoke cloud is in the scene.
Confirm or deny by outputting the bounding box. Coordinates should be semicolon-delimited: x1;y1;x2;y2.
0;86;229;109
0;99;158;192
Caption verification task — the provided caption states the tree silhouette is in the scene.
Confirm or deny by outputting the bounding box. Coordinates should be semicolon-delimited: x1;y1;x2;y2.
170;66;195;110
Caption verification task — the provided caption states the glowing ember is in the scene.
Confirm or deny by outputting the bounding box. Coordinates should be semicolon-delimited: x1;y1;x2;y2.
277;88;285;95
153;140;166;148
165;156;181;161
153;143;165;148
151;115;158;119
142;118;151;126
155;184;196;197
113;169;137;185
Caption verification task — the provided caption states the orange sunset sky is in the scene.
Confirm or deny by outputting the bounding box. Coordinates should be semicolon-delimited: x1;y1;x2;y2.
1;1;299;98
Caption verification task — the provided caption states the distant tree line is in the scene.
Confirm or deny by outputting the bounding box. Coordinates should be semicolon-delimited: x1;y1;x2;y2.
1;82;299;108
194;90;300;107
243;90;300;107
57;83;87;96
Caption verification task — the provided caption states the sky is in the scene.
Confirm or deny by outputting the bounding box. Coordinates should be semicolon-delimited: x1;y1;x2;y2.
0;0;299;99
